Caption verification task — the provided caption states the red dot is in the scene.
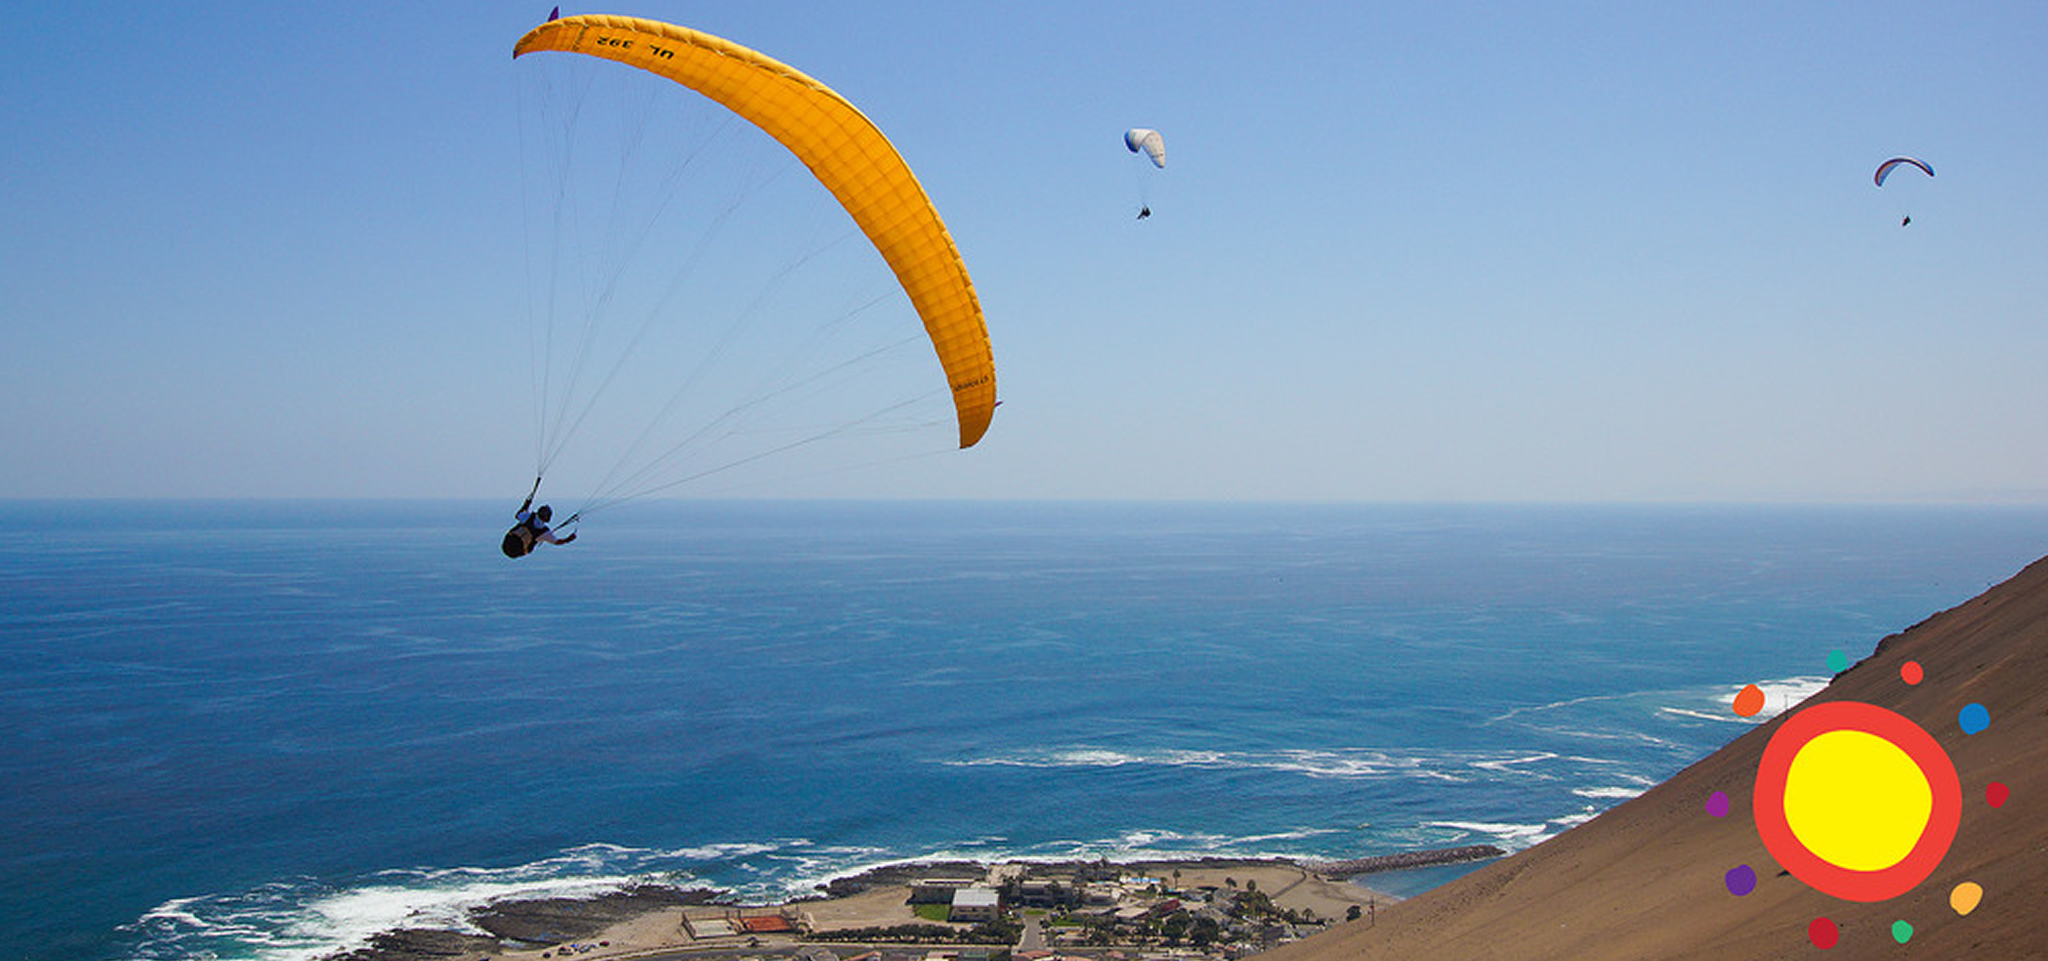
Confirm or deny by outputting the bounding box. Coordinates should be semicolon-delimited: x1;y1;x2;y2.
1988;781;2010;808
1900;661;1923;685
1809;917;1840;949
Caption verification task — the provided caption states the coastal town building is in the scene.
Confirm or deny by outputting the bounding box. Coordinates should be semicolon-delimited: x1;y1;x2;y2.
947;886;1002;923
682;906;800;940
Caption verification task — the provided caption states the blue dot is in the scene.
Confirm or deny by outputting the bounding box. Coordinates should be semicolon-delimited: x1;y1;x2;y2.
1959;702;1990;735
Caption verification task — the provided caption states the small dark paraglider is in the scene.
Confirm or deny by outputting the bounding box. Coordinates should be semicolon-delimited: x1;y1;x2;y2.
502;479;578;559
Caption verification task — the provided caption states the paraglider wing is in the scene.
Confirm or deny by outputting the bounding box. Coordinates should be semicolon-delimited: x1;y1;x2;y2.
1874;156;1934;187
514;15;996;448
1125;128;1166;168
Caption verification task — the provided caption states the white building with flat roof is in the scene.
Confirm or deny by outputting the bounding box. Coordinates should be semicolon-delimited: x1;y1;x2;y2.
949;886;1002;923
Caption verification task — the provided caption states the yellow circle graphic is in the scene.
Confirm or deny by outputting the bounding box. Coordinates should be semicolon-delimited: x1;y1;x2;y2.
1783;729;1933;871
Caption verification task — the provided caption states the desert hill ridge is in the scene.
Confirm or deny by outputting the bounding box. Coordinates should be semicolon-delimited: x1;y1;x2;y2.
1256;553;2048;961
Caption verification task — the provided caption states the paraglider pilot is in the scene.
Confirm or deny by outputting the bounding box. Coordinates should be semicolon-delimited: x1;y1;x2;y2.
503;480;576;558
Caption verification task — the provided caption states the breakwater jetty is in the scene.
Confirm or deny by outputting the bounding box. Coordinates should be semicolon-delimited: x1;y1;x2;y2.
1305;845;1505;878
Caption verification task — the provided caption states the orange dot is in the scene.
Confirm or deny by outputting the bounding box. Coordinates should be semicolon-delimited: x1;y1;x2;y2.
1951;881;1984;916
1733;683;1766;718
1901;661;1924;685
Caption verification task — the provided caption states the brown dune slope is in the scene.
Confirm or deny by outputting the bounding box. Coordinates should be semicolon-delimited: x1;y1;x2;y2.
1262;554;2048;961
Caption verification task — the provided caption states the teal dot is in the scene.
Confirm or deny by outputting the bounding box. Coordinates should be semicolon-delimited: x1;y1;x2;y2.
1959;702;1990;735
1892;919;1913;943
1826;649;1849;673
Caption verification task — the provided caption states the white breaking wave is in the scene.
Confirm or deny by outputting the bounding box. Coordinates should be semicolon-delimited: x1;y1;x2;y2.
1748;675;1831;717
1659;675;1829;723
1470;752;1560;775
1424;820;1551;843
1421;807;1622;851
1485;692;1630;725
1659;706;1745;722
134;869;658;961
124;842;810;961
1572;786;1643;800
1485;674;1833;741
943;747;1230;770
1548;810;1601;831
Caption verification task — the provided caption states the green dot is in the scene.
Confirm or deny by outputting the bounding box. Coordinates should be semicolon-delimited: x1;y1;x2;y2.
1826;649;1849;673
1892;919;1913;944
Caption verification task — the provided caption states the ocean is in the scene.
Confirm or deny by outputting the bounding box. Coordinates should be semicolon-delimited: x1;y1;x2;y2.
7;501;2048;961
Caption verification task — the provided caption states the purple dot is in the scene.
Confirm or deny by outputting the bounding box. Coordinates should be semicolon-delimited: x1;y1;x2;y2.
1726;864;1757;896
1706;791;1730;818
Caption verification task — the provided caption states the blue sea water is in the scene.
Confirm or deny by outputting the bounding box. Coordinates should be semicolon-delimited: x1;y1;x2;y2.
7;501;2048;961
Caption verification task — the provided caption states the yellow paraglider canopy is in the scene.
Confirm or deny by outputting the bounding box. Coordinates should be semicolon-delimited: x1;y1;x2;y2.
514;14;996;448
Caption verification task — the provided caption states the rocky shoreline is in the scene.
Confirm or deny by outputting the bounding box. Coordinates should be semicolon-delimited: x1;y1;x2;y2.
325;885;726;961
1303;845;1505;878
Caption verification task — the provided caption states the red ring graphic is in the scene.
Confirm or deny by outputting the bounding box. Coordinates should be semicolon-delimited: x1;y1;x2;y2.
1752;700;1960;902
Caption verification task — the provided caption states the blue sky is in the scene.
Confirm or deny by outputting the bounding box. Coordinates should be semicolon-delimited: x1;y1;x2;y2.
5;1;2047;502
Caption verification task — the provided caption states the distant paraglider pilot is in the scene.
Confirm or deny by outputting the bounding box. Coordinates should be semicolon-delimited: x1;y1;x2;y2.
1875;156;1932;229
502;482;576;558
1125;128;1163;223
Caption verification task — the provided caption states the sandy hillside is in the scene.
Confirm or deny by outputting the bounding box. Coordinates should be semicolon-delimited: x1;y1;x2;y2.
1258;554;2048;961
